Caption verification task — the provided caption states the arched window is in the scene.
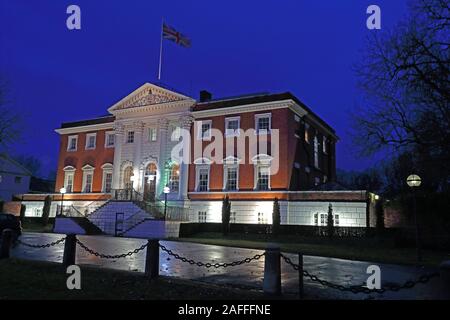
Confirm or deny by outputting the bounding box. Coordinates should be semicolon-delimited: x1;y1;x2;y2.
145;163;157;177
123;166;134;190
168;163;180;192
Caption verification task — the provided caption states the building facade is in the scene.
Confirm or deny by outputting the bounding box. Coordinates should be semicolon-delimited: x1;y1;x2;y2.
19;83;377;227
0;153;32;202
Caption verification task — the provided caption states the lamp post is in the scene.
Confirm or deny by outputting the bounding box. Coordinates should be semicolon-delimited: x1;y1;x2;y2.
59;187;66;217
406;174;422;263
163;186;170;220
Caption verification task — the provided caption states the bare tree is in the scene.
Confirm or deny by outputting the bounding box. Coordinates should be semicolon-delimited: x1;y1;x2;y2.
351;0;449;190
0;78;19;148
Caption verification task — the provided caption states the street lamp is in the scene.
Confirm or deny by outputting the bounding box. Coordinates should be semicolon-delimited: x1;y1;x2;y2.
407;174;422;263
163;185;170;220
59;187;66;217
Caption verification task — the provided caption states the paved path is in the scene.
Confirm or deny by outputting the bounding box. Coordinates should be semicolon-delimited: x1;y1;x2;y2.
10;232;441;300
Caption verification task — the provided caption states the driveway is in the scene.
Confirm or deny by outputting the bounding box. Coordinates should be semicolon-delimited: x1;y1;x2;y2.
9;232;441;300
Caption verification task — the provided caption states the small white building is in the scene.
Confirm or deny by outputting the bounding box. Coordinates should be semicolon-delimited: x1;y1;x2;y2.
0;153;32;202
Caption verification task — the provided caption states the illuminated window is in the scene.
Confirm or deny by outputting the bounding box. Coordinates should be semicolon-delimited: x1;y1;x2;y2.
123;166;134;190
305;124;310;143
169;164;180;192
63;166;75;193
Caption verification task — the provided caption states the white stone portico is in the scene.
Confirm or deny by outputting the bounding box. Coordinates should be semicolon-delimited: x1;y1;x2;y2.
108;83;195;204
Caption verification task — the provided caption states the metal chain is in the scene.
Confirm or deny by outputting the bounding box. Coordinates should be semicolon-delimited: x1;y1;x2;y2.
16;236;67;248
159;244;265;268
76;239;148;259
281;254;439;294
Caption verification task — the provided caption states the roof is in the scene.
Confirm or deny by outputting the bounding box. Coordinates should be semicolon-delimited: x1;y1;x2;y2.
0;153;33;176
60;115;115;129
194;92;335;133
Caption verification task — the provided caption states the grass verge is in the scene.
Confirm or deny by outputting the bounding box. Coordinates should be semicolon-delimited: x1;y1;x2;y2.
177;232;450;267
0;258;270;300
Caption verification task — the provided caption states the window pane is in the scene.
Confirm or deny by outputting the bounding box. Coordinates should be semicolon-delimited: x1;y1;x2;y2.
104;173;112;193
107;133;115;146
257;166;269;190
169;164;180;192
198;168;209;191
226;167;237;190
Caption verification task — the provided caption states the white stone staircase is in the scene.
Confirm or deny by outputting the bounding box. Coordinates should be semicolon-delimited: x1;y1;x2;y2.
87;201;154;236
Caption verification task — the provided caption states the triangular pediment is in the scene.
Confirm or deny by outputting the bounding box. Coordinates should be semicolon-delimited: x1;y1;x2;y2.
108;83;194;114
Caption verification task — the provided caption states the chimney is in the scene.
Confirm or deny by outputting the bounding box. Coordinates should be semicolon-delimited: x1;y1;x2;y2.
199;90;212;102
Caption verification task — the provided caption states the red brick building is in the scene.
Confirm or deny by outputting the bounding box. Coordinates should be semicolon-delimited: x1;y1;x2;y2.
18;83;377;228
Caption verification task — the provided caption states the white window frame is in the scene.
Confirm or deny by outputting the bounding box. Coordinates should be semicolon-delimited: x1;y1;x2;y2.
67;135;78;152
85;133;97;150
101;163;113;193
126;131;135;144
225;117;241;137
254;165;271;191
171;126;181;141
105;132;115;148
81;165;95;193
149;127;157;142
223;164;239;191
255;113;272;135
197;120;212;141
63;166;76;193
195;164;210;192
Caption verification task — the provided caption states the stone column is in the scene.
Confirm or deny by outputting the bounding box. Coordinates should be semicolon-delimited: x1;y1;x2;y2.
112;123;124;190
157;118;169;198
178;115;194;201
133;121;145;193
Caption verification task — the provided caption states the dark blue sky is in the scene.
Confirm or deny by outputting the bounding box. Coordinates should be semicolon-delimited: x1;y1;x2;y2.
0;0;409;178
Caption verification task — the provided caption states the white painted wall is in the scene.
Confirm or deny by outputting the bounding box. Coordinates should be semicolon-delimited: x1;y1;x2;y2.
189;200;367;227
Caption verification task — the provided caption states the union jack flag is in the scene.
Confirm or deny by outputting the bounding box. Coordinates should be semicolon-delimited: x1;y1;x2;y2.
163;23;191;48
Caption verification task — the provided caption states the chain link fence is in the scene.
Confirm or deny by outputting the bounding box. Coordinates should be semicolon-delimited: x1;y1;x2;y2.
159;244;264;268
16;236;67;248
75;239;149;259
9;233;443;297
281;253;440;294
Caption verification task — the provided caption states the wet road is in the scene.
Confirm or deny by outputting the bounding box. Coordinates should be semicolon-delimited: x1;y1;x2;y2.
10;232;441;300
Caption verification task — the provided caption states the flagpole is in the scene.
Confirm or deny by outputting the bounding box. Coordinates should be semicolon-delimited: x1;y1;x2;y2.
158;17;164;81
